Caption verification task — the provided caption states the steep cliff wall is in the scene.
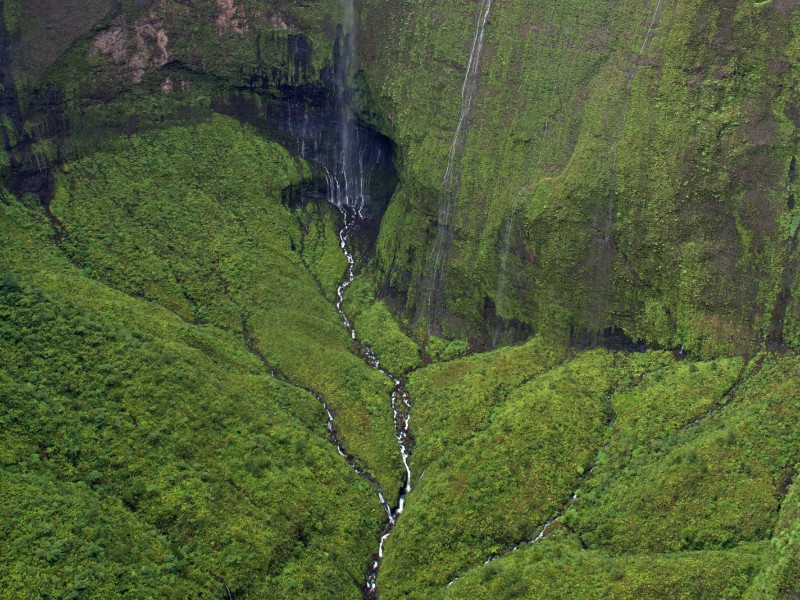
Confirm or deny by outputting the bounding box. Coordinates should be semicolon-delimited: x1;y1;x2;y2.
7;0;798;358
359;0;800;356
4;2;800;598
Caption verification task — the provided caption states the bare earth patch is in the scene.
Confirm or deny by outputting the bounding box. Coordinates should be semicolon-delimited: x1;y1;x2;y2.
90;6;170;83
215;0;248;34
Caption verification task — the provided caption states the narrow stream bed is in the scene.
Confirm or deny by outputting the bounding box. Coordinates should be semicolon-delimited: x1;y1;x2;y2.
329;203;413;598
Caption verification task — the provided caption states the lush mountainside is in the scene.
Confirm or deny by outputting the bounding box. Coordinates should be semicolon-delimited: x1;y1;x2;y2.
0;117;385;598
360;0;800;355
2;0;800;598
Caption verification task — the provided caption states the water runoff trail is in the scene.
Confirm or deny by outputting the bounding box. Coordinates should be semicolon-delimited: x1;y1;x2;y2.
425;0;493;329
322;166;414;597
278;8;412;592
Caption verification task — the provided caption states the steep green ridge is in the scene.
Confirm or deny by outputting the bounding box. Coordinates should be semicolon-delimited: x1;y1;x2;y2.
360;0;800;354
567;354;796;553
12;0;799;356
376;347;800;598
343;275;423;374
380;349;613;596
748;473;800;598
0;212;378;597
48;115;403;496
3;1;800;598
441;541;766;599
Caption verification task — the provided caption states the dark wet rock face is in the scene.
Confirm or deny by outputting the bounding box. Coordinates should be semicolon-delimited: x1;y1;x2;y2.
0;13;57;204
219;29;397;225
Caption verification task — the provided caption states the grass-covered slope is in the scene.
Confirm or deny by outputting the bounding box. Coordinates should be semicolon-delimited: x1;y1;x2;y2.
0;117;403;597
361;0;800;355
380;348;613;596
343;275;423;374
49;115;403;496
567;354;800;554
441;540;766;600
377;344;800;599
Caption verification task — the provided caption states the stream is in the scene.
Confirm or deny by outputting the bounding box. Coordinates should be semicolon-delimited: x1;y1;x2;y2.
325;195;413;597
321;2;493;589
269;12;411;593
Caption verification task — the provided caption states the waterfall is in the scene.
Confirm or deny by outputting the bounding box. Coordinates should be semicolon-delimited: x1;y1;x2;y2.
606;0;665;237
315;5;415;597
493;187;525;346
425;0;493;331
442;0;493;190
330;178;414;600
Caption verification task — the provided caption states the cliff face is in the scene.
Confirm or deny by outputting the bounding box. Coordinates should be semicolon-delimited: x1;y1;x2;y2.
5;0;800;357
358;0;800;356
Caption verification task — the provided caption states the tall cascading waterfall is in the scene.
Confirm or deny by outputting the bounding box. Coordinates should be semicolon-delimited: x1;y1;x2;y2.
328;8;414;596
271;4;414;597
425;0;492;333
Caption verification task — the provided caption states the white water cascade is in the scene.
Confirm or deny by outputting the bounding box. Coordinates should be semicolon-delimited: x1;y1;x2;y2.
442;0;493;189
492;187;525;346
425;0;493;327
316;5;414;597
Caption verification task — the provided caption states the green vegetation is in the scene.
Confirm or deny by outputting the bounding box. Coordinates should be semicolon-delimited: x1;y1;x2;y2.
343;275;422;374
50;115;403;496
748;477;800;598
425;336;470;363
4;0;800;598
375;347;800;598
0;189;382;597
380;349;613;596
361;0;800;355
441;540;766;600
408;337;562;472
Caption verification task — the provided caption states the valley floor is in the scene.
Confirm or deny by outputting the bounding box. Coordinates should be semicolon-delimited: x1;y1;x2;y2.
2;117;799;599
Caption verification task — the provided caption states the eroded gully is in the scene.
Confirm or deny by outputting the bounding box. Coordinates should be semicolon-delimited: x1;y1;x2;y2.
326;197;413;597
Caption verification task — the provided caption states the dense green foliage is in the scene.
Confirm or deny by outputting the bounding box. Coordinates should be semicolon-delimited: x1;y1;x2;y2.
343;276;422;374
361;0;800;354
0;191;382;598
50;116;404;496
4;0;800;598
566;355;800;554
381;349;613;595
441;540;766;599
376;347;800;598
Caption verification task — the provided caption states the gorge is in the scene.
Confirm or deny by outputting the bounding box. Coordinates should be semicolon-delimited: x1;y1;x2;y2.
2;0;800;598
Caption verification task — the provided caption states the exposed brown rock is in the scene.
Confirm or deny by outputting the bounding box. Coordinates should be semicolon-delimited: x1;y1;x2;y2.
90;7;170;84
215;0;249;34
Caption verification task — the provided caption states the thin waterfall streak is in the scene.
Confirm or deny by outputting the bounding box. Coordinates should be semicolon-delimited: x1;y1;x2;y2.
460;0;485;99
608;0;665;233
536;117;550;167
443;0;492;188
496;218;514;305
638;0;664;58
427;0;492;328
493;186;528;346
